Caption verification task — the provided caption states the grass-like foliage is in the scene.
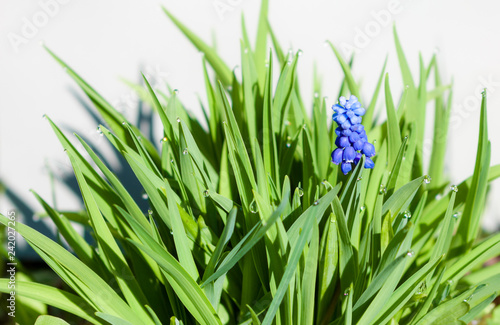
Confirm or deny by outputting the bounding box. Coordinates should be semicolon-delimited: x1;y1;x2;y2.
2;1;500;324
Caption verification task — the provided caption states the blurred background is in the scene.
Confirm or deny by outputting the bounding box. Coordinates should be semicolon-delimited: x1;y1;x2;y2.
1;0;500;260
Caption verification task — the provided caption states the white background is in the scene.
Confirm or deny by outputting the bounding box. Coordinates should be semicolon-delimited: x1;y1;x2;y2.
1;0;500;257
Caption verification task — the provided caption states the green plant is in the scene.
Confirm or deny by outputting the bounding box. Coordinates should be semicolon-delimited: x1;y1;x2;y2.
2;1;500;324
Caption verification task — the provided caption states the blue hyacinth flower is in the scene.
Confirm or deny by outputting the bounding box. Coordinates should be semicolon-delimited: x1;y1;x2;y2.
331;95;376;175
332;95;366;128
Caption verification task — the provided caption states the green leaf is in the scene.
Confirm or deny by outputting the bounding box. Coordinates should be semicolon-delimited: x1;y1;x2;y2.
0;280;101;324
247;304;262;325
371;255;444;325
442;232;500;285
316;213;339;323
217;81;257;209
384;74;402;167
31;191;95;268
202;184;290;285
428;64;452;188
333;197;356;294
326;41;360;99
261;194;318;325
287;184;341;245
300;223;319;325
165;184;200;281
415;302;468;325
416;164;500;243
240;41;259;160
0;214;140;323
262;52;280;187
65;150;153;322
162;7;232;86
44;48;160;166
268;20;285;65
382;176;425;217
429;191;457;263
393;26;415;90
75;134;151;230
34;316;71;325
202;207;237;308
452;90;490;254
96;313;135;325
122;212;222;325
414;289;472;325
460;293;496;324
353;255;406;323
410;268;446;324
364;56;387;132
254;0;269;88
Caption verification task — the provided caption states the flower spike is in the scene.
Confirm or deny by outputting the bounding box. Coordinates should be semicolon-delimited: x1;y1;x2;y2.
331;95;376;175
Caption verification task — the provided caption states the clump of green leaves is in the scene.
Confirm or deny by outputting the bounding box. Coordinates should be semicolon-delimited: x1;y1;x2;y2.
2;1;500;324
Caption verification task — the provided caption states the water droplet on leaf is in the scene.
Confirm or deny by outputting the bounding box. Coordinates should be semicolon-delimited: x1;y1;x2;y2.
297;187;304;197
450;185;458;192
203;189;209;197
182;148;188;155
249;199;258;214
423;175;432;184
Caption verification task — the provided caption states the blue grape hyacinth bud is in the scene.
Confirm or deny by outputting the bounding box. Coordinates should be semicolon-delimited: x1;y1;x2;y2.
341;162;352;175
331;95;376;175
